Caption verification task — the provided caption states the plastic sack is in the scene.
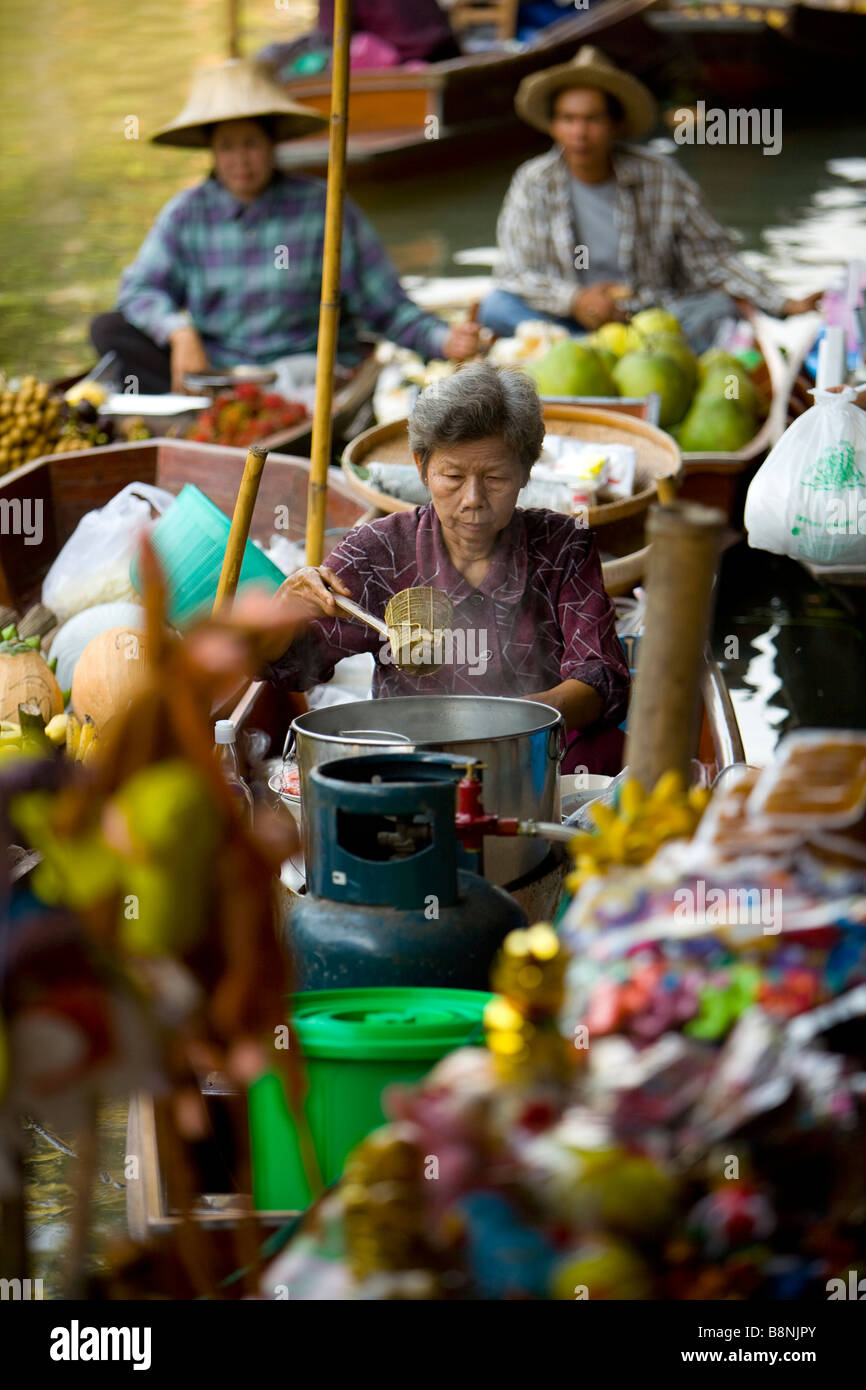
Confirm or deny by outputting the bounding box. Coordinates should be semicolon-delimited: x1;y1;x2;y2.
745;386;866;567
42;482;175;624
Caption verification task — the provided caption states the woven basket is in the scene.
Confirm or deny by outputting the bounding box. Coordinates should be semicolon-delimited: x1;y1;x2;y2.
341;402;682;528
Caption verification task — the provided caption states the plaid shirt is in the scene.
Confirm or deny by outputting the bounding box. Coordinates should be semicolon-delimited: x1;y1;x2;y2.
115;172;448;365
495;145;790;319
270;503;630;723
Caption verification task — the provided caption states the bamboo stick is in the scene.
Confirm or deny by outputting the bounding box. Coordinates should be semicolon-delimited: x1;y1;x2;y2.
227;0;241;59
624;501;725;790
305;0;353;567
213;445;269;614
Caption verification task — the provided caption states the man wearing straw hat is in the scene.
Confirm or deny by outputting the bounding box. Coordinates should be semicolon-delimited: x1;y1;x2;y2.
91;59;479;395
479;47;821;352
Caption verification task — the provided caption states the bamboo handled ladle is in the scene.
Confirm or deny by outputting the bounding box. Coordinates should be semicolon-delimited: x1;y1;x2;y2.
327;583;454;677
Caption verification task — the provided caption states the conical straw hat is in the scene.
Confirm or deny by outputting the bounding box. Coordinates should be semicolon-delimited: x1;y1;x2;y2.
515;46;657;140
152;58;327;148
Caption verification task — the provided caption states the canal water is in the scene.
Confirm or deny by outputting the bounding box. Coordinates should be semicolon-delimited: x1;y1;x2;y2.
2;0;866;1295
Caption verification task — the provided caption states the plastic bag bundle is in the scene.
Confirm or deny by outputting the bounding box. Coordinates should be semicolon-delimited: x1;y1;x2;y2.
745;386;866;568
42;482;174;624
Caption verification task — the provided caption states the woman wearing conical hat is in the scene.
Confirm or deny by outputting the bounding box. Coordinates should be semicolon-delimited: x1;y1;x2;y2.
479;47;821;353
91;59;478;395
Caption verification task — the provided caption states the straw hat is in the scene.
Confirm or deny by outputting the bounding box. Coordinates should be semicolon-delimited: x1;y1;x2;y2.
515;46;657;140
152;58;327;148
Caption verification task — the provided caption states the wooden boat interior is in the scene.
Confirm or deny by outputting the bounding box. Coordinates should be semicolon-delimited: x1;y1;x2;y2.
0;438;372;615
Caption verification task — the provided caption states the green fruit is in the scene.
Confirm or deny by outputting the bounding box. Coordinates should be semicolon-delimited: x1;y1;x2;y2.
592;321;632;358
674;397;756;453
697;348;742;381
630;307;682;338
641;332;697;392
528;340;617;397
592;346;618;375
612;350;691;427
697;364;762;419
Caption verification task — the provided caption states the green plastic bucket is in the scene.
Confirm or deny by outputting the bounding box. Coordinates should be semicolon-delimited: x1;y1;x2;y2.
129;483;284;626
249;987;491;1211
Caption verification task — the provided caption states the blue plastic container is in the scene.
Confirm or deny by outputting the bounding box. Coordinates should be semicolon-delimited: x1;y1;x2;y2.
130;484;284;626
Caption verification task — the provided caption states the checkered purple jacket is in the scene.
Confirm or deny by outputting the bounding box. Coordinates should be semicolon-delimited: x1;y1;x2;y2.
270;503;630;722
115;172;448;365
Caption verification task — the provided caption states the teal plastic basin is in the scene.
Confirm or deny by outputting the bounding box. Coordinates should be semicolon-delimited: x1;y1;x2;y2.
130;483;284;626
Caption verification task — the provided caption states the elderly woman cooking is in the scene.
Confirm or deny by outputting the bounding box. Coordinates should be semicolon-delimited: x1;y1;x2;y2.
267;363;630;773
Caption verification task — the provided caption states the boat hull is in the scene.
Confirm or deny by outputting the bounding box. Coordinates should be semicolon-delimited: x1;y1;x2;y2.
276;0;675;177
0;437;372;614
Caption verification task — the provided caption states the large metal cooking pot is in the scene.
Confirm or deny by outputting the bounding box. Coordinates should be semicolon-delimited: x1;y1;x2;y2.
289;696;565;887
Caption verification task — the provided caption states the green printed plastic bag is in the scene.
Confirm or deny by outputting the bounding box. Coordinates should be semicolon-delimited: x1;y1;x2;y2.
745;386;866;568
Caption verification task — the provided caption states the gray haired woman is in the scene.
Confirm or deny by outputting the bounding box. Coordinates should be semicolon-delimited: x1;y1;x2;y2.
266;362;630;773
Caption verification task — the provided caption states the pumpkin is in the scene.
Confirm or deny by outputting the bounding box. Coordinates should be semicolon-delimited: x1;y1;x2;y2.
50;601;146;692
0;638;64;724
71;627;151;734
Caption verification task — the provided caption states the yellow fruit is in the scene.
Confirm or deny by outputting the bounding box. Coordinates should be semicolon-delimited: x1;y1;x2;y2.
592;321;633;358
76;716;98;762
45;713;68;746
619;778;645;818
591;802;617;834
64;381;107;409
649;769;686;805
65;711;81;758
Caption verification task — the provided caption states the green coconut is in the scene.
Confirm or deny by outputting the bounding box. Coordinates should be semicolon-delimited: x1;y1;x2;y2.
528;341;618;397
697;364;762;419
673;396;757;453
612;351;691;428
630;307;683;339
641;332;698;393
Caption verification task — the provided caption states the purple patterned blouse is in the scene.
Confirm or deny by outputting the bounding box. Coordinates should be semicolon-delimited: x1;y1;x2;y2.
269;504;630;726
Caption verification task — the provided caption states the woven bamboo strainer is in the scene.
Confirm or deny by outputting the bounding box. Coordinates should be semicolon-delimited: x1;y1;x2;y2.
330;584;454;676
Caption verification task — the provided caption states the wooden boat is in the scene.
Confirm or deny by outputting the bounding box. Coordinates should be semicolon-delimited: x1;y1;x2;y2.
126;1081;295;1240
645;0;866;103
275;0;676;178
0;437;372;616
49;355;380;461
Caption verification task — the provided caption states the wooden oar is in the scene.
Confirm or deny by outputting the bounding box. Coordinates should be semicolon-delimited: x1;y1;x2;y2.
213;444;269;613
305;0;353;567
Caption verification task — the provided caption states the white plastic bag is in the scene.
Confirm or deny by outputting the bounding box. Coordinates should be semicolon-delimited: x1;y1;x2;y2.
42;482;175;624
745;386;866;567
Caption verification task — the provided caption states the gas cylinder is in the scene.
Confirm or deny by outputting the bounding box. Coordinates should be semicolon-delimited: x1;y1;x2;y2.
284;753;528;992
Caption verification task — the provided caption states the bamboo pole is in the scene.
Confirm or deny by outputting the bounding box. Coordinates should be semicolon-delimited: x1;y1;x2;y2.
305;0;353;567
227;0;241;59
213;445;269;613
624;501;725;790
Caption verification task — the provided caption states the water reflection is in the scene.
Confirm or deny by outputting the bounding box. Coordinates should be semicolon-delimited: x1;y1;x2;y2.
22;1103;128;1298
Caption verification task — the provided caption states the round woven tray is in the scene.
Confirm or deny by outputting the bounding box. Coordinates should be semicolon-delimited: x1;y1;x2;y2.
341;402;682;528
